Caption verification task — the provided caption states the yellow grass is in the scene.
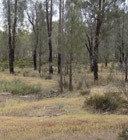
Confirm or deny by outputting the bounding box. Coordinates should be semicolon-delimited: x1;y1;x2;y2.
0;66;127;140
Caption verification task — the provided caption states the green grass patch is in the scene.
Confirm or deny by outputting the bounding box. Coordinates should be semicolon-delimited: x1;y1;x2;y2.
0;79;41;95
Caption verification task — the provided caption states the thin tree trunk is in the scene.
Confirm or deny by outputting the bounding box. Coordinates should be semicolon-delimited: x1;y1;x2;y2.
46;0;53;74
93;0;103;81
8;0;14;74
39;51;42;73
48;38;53;73
69;53;72;91
39;32;42;74
104;57;108;67
125;53;128;82
33;49;37;70
12;0;18;62
33;33;39;71
58;53;61;74
90;51;93;71
93;27;100;80
58;0;63;93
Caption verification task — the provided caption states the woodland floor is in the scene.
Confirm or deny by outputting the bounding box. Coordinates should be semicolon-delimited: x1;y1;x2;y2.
0;64;128;140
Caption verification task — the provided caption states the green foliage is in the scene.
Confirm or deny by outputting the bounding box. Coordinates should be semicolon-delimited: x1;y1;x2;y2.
58;103;64;109
116;80;128;98
118;127;128;140
80;89;90;96
77;81;83;90
85;92;127;112
0;79;41;95
63;80;69;89
15;60;33;68
45;75;52;80
0;61;9;71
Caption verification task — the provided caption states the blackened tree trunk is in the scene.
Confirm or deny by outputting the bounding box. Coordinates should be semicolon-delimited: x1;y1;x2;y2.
12;0;18;62
48;37;53;73
104;57;108;67
125;53;128;82
85;30;94;72
33;49;37;70
9;49;14;74
93;0;104;81
8;0;14;74
69;53;72;91
39;48;42;74
58;53;61;74
46;0;53;74
93;32;99;81
58;0;63;93
90;52;94;71
8;0;18;74
66;60;69;75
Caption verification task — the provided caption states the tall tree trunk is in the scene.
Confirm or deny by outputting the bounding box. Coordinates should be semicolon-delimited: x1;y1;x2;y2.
58;53;61;74
12;0;18;63
90;51;93;71
8;0;14;74
38;30;42;74
85;33;94;72
48;37;53;73
33;33;39;70
67;59;69;75
46;0;53;74
9;49;14;74
69;53;72;91
39;50;42;74
104;57;108;67
58;0;63;93
33;49;37;70
93;27;100;80
121;11;125;64
125;53;128;82
93;0;103;81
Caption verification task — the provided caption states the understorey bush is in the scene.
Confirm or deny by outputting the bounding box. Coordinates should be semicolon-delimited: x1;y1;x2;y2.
85;92;127;113
0;79;41;95
118;127;128;140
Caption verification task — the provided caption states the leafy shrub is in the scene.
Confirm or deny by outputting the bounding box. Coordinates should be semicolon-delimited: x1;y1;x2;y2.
85;92;127;112
23;71;29;77
23;71;37;78
63;80;69;89
106;74;115;84
15;60;33;68
0;79;41;95
58;103;64;109
118;127;128;140
77;81;83;90
116;80;128;98
45;75;52;80
80;89;90;96
40;73;44;78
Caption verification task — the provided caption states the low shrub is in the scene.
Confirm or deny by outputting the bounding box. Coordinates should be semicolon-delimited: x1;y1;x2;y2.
80;89;90;96
0;79;41;95
45;75;52;80
63;80;69;89
15;60;33;68
118;127;128;140
23;71;29;77
77;81;83;90
23;71;37;78
85;92;127;112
